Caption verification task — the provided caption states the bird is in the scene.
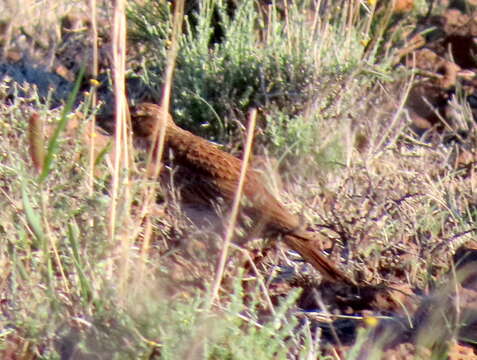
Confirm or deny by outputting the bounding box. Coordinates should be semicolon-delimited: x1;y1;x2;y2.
130;102;354;285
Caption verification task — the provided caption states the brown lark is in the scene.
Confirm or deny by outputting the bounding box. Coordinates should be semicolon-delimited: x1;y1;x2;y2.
131;102;354;285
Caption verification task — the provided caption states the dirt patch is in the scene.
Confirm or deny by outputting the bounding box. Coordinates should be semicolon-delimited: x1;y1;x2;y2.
400;6;477;140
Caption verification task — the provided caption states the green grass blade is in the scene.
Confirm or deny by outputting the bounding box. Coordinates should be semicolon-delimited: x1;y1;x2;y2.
38;65;86;183
21;180;45;248
94;140;113;166
67;222;92;302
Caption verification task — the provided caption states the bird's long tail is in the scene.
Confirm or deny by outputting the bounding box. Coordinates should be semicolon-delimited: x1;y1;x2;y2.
283;234;355;286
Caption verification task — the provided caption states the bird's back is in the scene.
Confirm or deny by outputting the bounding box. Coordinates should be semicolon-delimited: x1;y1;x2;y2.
166;125;302;233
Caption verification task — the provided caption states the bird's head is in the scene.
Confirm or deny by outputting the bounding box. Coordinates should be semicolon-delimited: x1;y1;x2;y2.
130;103;174;138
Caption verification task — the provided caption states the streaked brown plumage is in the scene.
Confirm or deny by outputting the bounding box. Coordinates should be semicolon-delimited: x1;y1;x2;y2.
131;102;354;285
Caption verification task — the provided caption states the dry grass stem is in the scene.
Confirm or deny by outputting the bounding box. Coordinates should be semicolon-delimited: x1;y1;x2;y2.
39;191;70;293
207;108;257;310
137;0;185;276
110;0;132;293
87;0;99;196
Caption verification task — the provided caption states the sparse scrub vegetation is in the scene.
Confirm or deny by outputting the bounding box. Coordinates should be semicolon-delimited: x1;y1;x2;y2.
1;0;477;358
127;0;369;150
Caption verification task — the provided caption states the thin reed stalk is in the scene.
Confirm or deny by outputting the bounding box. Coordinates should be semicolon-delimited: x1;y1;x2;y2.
88;0;99;196
137;0;185;284
206;108;257;310
110;0;133;294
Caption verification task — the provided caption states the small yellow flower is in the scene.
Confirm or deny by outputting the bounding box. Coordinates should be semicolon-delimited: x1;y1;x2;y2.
89;78;101;87
367;0;377;6
363;316;379;327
